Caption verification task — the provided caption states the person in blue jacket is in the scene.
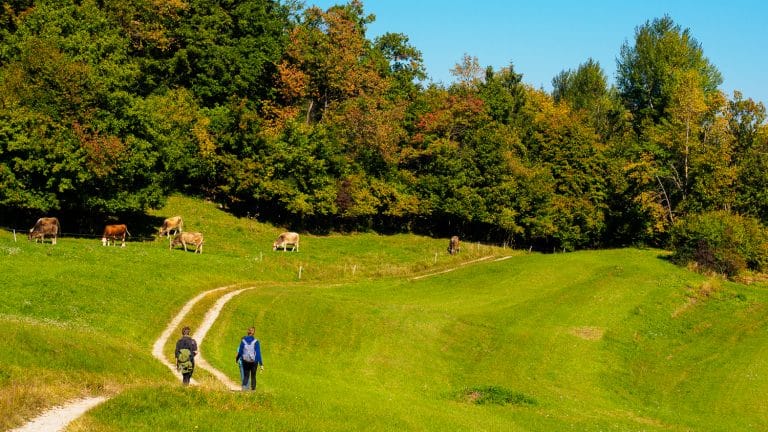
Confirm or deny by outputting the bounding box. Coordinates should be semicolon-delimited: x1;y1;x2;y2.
235;327;263;391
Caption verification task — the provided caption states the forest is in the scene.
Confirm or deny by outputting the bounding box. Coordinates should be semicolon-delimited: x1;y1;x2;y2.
1;0;767;257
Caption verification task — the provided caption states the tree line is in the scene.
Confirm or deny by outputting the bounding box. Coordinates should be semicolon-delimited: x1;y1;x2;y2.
1;0;766;255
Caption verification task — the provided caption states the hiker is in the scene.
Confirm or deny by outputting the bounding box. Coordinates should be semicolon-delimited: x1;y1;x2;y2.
238;348;249;388
235;327;263;391
175;326;198;386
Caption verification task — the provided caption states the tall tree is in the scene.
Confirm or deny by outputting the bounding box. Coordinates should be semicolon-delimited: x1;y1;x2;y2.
728;92;768;220
616;15;722;130
276;0;386;124
162;0;290;107
552;58;608;111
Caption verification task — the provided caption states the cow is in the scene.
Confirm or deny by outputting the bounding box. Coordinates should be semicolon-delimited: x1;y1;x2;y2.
273;232;299;252
29;217;60;245
448;235;460;255
170;232;204;254
158;216;184;237
102;224;130;247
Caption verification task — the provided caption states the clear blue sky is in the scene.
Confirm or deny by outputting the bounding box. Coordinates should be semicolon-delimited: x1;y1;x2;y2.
307;0;767;107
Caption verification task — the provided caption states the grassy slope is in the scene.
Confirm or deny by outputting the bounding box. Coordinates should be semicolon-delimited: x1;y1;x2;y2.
3;196;768;431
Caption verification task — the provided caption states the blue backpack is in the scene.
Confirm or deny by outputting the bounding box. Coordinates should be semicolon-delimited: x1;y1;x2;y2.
242;339;257;363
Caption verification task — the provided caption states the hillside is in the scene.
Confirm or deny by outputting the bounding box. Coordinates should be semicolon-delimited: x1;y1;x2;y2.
2;196;767;431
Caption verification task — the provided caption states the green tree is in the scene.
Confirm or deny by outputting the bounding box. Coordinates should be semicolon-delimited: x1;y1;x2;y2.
729;94;768;220
372;32;426;99
617;15;722;130
552;58;608;112
0;0;165;216
158;0;289;107
520;88;609;249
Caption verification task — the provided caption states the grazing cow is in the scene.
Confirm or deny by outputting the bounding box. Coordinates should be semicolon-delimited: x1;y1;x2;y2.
29;217;60;245
448;235;460;255
170;232;204;253
159;216;184;237
273;232;299;252
102;224;130;247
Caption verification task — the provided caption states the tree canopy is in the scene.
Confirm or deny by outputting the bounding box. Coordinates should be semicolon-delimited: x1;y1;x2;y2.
1;1;766;251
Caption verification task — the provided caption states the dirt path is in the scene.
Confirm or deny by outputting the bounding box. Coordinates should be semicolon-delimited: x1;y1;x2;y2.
8;396;107;432
410;255;494;280
151;285;236;382
12;284;249;431
192;287;255;391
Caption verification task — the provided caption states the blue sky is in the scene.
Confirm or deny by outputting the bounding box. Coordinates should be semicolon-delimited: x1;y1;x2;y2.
307;1;767;107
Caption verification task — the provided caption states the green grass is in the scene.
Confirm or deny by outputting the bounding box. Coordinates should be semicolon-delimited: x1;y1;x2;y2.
3;196;768;431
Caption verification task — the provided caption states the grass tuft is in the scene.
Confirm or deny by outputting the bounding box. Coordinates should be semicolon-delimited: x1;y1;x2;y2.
455;386;537;406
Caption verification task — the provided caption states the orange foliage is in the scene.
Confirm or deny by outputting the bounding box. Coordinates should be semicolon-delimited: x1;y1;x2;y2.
73;122;126;178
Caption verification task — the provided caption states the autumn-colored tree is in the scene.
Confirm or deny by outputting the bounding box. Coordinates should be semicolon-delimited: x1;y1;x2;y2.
276;0;387;125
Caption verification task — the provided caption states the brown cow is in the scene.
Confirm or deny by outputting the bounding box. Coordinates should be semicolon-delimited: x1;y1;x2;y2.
159;215;184;237
102;224;130;247
273;232;299;252
170;232;204;253
448;235;460;255
29;217;60;245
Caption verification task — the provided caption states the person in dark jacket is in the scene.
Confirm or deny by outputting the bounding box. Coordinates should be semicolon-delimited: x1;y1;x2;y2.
235;327;263;391
175;326;198;386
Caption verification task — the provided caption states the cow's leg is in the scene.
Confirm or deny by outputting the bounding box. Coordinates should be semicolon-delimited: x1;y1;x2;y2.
52;235;57;245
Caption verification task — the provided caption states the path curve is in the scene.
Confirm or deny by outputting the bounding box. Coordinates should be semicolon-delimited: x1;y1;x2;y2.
151;285;236;382
11;284;244;431
192;288;255;390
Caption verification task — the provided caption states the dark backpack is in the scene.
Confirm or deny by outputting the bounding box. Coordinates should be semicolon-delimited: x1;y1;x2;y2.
177;348;194;373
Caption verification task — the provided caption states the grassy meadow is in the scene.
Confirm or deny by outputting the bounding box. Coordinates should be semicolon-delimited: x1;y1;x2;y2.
2;196;768;431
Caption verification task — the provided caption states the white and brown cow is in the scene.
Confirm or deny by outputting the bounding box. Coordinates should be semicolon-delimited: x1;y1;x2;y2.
29;217;60;245
170;232;204;253
273;232;299;252
102;224;130;247
448;235;461;255
159;215;184;237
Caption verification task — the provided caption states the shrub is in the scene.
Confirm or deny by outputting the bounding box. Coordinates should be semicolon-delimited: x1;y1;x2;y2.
670;211;768;277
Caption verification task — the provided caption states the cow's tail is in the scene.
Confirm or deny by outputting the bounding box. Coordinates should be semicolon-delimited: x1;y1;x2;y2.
126;229;132;237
